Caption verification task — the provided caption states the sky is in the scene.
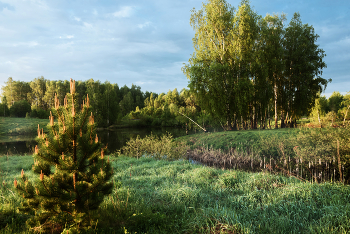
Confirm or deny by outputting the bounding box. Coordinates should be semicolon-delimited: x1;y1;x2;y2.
0;0;349;98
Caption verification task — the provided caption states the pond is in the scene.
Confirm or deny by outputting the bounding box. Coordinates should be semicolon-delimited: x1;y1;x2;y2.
0;127;214;155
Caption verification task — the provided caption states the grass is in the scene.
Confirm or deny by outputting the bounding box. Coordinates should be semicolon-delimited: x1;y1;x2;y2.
0;117;49;136
1;154;350;233
177;128;299;152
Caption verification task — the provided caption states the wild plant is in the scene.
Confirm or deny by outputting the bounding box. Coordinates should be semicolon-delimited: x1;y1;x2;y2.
118;132;189;160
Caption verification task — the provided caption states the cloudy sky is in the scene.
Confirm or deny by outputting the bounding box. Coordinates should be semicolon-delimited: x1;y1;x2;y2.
0;0;349;97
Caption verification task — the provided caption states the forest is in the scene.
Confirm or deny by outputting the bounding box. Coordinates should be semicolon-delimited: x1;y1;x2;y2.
0;76;349;130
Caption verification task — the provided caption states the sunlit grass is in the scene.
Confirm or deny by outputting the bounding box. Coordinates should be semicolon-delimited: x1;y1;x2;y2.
0;117;49;136
1;154;350;233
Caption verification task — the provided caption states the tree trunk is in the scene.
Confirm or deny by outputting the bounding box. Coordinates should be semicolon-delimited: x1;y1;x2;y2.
227;115;232;130
274;83;278;129
268;105;271;129
343;106;350;126
252;105;256;129
233;115;237;130
280;110;285;128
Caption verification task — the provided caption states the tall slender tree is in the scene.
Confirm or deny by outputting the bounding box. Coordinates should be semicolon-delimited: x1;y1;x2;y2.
183;0;237;129
28;76;47;110
283;13;329;125
260;14;286;128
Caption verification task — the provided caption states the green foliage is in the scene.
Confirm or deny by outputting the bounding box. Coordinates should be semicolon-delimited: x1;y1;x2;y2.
125;87;214;130
0;78;149;128
27;76;47;110
294;126;350;182
0;97;10;117
183;0;329;129
118;133;189;160
14;80;114;233
30;106;50;119
328;91;344;114
1;77;31;109
310;93;328;123
9;100;31;118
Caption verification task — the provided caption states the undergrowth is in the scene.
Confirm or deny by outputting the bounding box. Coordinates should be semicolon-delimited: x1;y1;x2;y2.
118;132;189;160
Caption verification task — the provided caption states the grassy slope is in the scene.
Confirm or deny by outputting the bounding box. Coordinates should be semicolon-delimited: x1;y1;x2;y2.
178;128;298;150
1;155;350;233
177;128;300;160
0;117;49;136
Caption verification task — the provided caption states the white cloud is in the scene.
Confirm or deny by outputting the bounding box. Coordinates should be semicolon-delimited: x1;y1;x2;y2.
112;6;134;18
59;35;74;39
12;41;39;47
74;16;81;22
83;22;93;29
137;21;152;29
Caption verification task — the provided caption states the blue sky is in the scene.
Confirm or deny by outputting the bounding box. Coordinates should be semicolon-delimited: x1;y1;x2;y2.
0;0;349;98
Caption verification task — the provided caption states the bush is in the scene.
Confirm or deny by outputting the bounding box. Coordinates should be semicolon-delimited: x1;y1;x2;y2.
9;100;31;117
0;103;9;116
30;107;49;119
118;132;189;160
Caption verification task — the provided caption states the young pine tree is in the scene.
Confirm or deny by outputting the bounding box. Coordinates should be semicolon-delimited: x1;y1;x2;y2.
14;79;114;233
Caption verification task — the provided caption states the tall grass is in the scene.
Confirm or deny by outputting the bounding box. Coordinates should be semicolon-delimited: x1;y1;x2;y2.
180;126;350;184
118;132;189;160
1;154;350;233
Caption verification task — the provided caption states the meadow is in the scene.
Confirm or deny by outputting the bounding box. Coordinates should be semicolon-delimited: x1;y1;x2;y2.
0;117;49;136
1;154;350;233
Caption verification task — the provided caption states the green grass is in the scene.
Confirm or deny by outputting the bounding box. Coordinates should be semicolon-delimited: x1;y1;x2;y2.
1;154;350;233
177;128;299;152
0;117;49;136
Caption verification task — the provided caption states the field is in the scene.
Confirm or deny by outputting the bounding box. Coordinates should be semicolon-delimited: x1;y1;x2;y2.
1;154;350;233
0;117;49;136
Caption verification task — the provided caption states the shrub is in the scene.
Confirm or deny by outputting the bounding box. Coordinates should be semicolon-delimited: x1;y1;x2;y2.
9;100;31;117
118;132;189;160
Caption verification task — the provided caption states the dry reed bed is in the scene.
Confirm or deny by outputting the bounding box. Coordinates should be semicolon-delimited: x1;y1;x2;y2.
187;146;347;184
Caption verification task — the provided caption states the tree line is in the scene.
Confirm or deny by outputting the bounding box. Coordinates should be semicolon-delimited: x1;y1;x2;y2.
182;0;331;130
1;79;349;130
0;77;151;127
0;76;215;129
311;91;350;126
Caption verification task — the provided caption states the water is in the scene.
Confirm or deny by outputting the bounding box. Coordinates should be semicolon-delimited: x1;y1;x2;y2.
0;135;37;155
0;127;206;155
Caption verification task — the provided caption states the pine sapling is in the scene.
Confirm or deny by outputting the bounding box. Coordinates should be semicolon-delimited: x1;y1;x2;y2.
14;79;114;233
